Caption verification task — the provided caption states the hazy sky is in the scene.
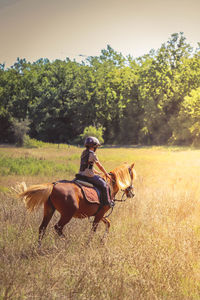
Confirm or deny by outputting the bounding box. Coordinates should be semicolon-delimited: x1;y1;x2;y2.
0;0;200;67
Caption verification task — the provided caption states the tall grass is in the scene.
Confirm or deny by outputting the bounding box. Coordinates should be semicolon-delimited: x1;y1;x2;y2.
1;146;200;299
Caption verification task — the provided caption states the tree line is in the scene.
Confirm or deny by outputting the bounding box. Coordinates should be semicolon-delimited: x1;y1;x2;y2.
1;32;200;146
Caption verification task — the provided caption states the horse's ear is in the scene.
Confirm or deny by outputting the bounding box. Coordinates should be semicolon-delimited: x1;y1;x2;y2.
130;163;135;169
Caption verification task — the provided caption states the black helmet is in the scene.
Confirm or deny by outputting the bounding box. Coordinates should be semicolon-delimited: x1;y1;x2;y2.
84;136;101;148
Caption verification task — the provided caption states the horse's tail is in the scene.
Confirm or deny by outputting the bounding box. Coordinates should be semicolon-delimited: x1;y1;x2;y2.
18;182;54;212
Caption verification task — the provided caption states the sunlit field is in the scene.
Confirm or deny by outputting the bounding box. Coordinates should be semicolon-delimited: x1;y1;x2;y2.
1;145;200;299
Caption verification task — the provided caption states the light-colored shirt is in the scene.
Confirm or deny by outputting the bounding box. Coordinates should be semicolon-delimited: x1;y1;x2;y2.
79;150;99;177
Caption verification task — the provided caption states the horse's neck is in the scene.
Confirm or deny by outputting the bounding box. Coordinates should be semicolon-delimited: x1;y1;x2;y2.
108;178;118;198
102;174;119;198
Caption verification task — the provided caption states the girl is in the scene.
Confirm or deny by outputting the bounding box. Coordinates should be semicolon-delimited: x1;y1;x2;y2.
77;136;114;207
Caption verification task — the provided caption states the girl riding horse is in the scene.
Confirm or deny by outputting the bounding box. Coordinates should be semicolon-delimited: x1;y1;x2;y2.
18;143;136;246
77;136;115;207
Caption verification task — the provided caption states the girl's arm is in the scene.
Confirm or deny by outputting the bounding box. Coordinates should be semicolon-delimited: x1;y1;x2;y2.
94;168;102;175
95;161;111;179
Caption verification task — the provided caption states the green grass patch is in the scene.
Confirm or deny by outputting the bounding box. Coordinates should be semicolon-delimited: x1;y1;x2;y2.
0;155;77;176
23;136;75;149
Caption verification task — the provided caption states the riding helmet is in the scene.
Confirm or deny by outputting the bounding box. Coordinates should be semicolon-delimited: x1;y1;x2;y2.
84;136;101;148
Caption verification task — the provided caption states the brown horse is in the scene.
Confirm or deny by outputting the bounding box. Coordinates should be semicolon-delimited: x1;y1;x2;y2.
18;163;136;246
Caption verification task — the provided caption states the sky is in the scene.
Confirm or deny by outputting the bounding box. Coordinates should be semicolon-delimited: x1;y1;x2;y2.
0;0;200;68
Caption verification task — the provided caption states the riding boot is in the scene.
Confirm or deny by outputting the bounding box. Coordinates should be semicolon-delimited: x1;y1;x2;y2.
102;187;115;207
108;187;115;207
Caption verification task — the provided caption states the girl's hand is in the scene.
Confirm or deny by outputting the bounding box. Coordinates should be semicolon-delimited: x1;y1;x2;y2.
105;173;112;180
94;168;102;175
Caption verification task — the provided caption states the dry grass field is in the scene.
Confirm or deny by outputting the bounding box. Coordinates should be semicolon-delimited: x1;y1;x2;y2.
1;145;200;299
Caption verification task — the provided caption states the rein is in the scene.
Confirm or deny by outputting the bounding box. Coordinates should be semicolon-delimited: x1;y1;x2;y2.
104;191;127;217
104;188;134;218
114;191;128;202
104;173;135;218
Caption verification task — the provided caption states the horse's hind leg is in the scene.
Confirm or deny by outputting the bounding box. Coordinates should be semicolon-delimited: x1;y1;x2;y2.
38;198;55;247
54;215;71;237
54;203;77;237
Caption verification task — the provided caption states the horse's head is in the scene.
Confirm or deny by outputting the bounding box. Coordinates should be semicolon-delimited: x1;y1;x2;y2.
110;163;136;199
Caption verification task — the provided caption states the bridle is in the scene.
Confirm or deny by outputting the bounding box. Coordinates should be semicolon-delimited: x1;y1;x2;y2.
109;167;135;203
104;168;135;218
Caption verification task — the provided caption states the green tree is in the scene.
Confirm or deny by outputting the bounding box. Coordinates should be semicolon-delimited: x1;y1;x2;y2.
0;35;200;146
171;88;200;145
137;33;193;144
79;125;105;145
11;118;30;146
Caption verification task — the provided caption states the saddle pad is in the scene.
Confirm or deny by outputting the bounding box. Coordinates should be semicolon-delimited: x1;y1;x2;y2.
80;185;100;205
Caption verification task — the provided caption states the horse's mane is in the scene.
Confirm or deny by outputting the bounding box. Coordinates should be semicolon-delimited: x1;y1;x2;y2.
111;163;135;190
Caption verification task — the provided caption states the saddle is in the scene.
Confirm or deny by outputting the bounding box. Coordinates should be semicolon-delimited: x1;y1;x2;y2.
73;178;101;205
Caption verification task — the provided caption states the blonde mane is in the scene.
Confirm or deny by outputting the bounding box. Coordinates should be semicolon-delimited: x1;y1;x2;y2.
111;163;136;190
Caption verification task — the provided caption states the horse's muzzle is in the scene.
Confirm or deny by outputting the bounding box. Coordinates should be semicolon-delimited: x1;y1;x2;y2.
126;186;135;198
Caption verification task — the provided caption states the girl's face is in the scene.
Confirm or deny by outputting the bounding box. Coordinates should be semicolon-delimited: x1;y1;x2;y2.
90;146;98;152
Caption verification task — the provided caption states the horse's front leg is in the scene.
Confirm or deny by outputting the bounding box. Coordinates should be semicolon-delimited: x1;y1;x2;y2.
92;220;99;232
86;219;100;244
101;217;111;242
92;206;109;232
91;207;110;243
101;217;110;243
86;210;104;244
